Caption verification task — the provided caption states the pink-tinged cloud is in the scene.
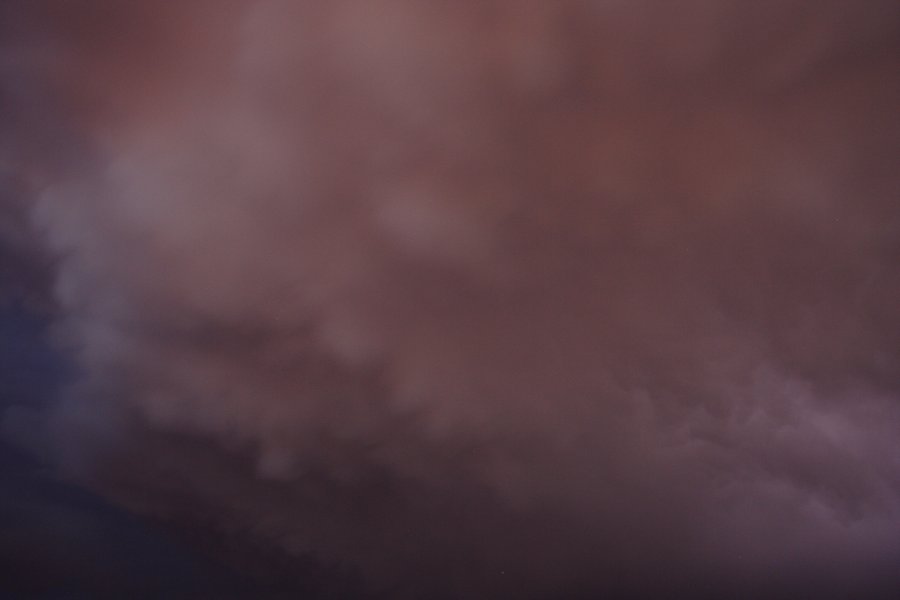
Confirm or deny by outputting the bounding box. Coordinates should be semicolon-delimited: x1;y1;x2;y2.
3;1;900;597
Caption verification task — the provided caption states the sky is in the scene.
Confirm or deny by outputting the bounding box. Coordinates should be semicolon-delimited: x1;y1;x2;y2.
1;1;900;598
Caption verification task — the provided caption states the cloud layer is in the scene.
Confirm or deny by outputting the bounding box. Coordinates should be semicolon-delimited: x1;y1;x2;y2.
3;1;900;597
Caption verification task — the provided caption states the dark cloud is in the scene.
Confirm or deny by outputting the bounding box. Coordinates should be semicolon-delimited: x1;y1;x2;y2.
2;1;900;598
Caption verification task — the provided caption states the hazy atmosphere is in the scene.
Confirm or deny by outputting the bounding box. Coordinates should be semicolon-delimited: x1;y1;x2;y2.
2;1;899;598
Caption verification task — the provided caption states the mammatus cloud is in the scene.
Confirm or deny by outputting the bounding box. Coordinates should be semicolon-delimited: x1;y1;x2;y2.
3;1;900;597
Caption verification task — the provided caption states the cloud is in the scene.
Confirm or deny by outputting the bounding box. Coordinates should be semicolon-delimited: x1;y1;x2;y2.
3;1;900;597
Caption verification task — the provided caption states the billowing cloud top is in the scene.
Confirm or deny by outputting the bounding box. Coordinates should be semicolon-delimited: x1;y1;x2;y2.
2;1;900;598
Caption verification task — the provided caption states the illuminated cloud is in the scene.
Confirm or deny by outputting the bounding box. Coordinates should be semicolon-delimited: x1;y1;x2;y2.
2;1;899;597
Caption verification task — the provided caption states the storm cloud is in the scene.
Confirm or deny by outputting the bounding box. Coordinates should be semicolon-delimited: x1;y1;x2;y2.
2;1;900;597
